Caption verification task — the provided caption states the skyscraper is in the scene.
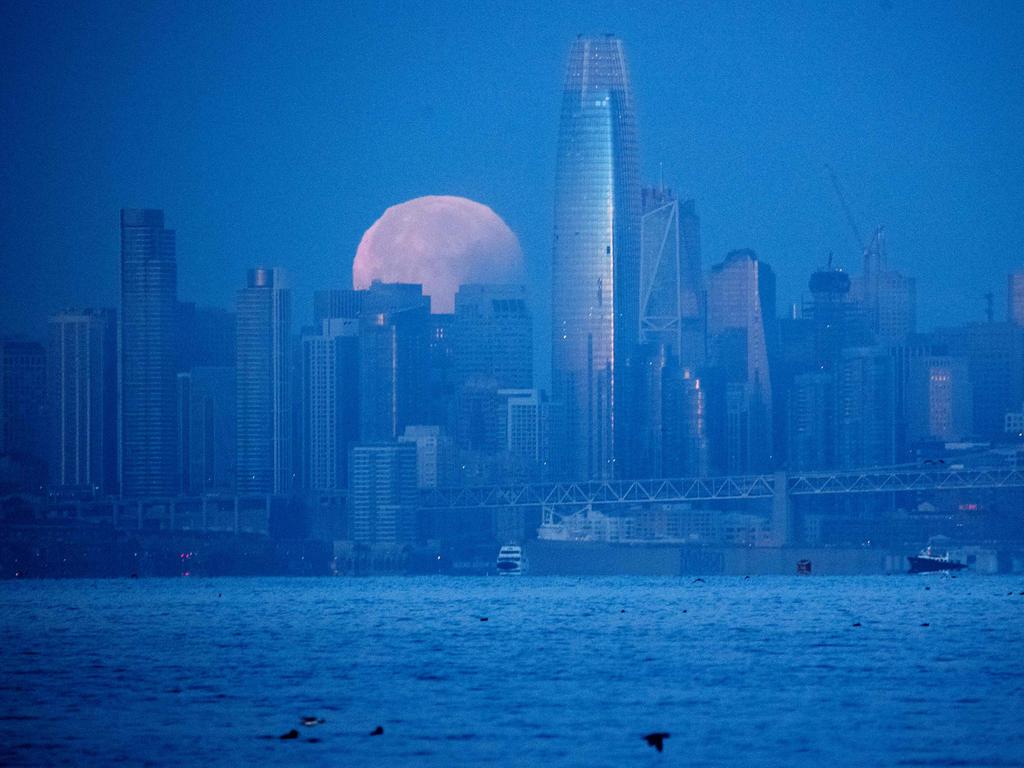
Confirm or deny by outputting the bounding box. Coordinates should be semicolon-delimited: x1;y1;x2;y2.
358;282;430;443
454;284;533;390
552;34;641;480
236;267;293;494
349;442;418;545
706;249;777;472
120;209;178;497
301;318;359;491
48;310;118;494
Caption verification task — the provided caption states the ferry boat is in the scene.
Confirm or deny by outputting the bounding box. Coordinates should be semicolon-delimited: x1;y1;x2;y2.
907;546;967;574
496;544;527;576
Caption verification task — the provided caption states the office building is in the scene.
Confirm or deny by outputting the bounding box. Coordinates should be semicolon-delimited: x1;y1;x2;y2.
706;249;777;472
177;366;235;494
551;34;641;480
906;356;973;444
236;267;293;493
836;347;895;468
933;322;1024;438
120;208;178;497
301;318;359;490
358;282;430;442
47;310;118;494
454;284;532;390
349;442;418;545
399;425;453;489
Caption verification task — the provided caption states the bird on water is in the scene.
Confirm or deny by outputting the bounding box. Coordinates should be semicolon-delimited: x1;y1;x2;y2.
643;732;670;752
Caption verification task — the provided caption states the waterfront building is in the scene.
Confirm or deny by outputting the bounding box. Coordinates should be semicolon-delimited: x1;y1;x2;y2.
1;339;48;491
236;267;293;493
120;209;178;497
348;442;418;545
47;310;117;494
551;34;642;480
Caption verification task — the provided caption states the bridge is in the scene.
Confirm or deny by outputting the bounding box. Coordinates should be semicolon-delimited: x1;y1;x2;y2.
420;465;1024;544
421;465;1024;509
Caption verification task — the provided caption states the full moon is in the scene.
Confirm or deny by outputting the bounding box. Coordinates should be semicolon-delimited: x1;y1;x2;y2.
353;195;524;313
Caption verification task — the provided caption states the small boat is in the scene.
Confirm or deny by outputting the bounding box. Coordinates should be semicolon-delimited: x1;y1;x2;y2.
907;546;967;574
496;544;527;576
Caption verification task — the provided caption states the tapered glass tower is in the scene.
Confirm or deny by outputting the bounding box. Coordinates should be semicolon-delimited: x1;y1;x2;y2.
552;35;641;480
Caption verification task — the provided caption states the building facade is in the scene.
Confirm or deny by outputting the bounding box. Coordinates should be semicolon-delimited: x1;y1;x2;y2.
120;209;178;497
236;267;293;493
551;34;642;480
48;310;118;494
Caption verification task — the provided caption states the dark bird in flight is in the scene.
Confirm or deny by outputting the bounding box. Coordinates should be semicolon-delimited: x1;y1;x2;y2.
279;729;299;740
301;716;325;727
370;725;384;736
643;732;670;752
691;578;705;584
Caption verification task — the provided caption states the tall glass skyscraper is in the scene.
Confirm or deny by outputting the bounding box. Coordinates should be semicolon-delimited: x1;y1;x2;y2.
551;34;641;480
120;209;178;497
236;267;293;494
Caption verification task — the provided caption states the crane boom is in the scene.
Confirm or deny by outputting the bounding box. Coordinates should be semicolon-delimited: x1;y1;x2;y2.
825;164;865;252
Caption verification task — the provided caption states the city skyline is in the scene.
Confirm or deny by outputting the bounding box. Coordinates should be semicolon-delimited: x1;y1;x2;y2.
3;2;1024;352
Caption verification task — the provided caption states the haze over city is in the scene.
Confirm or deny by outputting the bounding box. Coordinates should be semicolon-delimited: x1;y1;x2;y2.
2;3;1024;766
3;1;1024;351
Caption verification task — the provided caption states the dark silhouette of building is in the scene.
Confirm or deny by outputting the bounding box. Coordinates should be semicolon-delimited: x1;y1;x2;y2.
48;310;117;494
120;209;178;497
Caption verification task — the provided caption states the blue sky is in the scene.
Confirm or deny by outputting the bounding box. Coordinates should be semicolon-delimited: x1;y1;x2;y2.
2;0;1023;358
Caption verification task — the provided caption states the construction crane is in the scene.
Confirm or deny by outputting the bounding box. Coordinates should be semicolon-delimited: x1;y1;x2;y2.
825;163;865;253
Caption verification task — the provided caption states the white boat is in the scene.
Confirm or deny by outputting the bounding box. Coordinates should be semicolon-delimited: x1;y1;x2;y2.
496;544;527;576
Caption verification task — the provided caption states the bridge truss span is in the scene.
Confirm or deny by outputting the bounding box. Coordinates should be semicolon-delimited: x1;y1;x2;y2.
420;466;1024;510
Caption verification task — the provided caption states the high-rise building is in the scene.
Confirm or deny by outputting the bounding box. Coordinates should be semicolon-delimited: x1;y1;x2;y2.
177;366;235;494
454;284;532;390
1008;271;1024;326
47;310;118;494
236;267;293;494
301;318;359;490
348;442;418;545
552;34;641;480
906;356;973;444
787;371;834;471
836;347;895;468
933;322;1024;438
120;209;178;497
399;425;453;489
313;288;365;322
706;249;777;472
853;228;916;347
1;340;48;485
358;282;430;442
